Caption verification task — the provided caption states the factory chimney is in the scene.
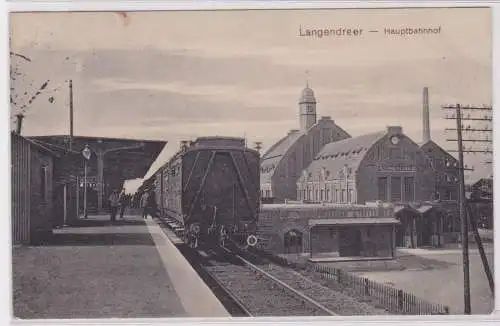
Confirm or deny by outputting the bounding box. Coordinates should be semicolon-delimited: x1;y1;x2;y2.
422;87;431;143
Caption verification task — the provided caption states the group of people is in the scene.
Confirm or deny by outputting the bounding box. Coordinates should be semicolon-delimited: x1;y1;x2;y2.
107;189;129;221
107;188;158;221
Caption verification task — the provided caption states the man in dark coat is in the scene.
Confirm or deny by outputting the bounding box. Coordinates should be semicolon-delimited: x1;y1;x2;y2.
147;190;158;218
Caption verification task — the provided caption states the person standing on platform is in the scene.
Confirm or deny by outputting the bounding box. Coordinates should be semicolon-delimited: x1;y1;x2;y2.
108;189;120;221
140;191;149;219
118;189;127;219
147;190;158;219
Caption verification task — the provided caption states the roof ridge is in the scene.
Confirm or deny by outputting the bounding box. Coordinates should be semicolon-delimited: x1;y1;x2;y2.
316;130;385;157
262;133;292;159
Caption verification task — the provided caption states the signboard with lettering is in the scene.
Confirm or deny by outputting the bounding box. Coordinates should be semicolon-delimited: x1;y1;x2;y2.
376;163;416;173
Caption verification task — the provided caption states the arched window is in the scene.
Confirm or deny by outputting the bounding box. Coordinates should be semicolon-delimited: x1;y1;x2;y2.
284;229;303;254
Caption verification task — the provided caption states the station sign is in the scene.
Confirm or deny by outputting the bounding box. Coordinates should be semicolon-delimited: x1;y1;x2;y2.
376;163;416;173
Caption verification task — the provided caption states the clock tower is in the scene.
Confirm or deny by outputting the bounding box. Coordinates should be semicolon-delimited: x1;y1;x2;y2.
299;83;317;132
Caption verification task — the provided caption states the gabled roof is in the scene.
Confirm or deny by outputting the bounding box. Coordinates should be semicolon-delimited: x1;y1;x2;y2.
472;177;493;189
260;130;305;184
299;131;385;182
262;130;303;165
420;139;458;163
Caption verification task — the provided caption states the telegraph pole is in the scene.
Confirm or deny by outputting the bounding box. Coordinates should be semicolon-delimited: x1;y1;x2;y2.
69;79;74;151
442;103;494;313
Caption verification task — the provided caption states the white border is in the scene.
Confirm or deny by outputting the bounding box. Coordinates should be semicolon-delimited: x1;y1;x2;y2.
2;1;499;326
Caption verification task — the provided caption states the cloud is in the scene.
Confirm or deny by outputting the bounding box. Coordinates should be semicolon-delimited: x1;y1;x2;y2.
12;8;492;182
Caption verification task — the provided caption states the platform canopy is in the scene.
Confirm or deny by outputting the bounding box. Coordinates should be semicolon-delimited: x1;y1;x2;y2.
28;135;166;180
309;217;400;227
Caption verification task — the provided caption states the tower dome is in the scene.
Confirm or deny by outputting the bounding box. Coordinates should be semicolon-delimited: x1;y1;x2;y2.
299;85;317;104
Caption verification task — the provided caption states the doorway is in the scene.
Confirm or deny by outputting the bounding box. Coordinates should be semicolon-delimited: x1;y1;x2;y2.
284;229;303;254
417;216;433;247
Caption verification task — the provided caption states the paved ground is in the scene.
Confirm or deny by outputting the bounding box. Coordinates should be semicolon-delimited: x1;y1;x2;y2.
351;246;495;315
12;215;187;319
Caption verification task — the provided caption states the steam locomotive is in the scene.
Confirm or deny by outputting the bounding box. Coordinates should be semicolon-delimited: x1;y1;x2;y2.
150;136;261;249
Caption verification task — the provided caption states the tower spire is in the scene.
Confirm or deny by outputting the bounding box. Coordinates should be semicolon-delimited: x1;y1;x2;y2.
305;70;309;88
299;74;317;132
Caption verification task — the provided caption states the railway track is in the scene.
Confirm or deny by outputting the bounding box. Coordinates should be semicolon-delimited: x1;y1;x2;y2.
156;216;387;316
202;248;336;316
230;247;388;316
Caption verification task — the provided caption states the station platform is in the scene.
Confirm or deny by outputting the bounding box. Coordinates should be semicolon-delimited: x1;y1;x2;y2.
12;215;229;319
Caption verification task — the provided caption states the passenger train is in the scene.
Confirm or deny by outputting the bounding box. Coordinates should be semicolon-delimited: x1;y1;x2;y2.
149;136;261;249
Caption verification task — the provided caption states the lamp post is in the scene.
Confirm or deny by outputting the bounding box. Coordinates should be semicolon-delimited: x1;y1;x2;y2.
82;144;91;219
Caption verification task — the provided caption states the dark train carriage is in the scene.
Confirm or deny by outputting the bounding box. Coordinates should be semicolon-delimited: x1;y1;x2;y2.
183;137;260;240
160;136;261;247
162;154;183;222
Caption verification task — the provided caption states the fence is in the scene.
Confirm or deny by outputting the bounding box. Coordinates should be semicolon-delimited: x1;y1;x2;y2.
310;264;449;315
250;248;449;315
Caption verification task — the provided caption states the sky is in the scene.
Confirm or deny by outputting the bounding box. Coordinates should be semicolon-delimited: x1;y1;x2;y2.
9;8;493;192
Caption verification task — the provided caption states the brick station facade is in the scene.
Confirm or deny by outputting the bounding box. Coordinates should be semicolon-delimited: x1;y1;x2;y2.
256;202;398;261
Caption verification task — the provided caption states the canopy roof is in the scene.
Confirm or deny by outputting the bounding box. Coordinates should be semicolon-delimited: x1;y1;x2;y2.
309;217;399;226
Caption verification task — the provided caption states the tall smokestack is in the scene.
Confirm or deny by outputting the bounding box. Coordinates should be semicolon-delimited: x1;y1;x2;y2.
422;87;431;143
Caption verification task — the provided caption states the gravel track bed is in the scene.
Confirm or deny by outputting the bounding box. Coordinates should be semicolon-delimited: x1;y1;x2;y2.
205;263;332;316
260;264;389;316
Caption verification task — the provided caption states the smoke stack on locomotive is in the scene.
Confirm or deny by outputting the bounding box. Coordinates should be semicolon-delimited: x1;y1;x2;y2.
155;136;261;248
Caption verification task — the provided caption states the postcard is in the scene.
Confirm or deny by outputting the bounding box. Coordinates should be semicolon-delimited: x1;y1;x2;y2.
9;7;494;320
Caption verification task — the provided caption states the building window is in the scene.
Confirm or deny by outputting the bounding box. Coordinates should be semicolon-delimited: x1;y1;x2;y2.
404;177;415;202
40;166;47;201
335;189;339;202
390;148;402;160
403;148;409;160
320;189;324;201
378;177;388;201
348;189;353;203
341;189;346;203
326;188;330;202
391;177;402;202
445;189;454;200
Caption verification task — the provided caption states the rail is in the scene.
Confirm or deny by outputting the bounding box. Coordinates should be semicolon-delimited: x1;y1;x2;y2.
202;264;253;317
249;247;449;315
223;247;338;316
155;217;251;316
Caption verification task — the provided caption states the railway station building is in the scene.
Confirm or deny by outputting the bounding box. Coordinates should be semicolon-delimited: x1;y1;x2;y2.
260;86;460;250
11;132;59;245
295;125;460;248
260;85;350;202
